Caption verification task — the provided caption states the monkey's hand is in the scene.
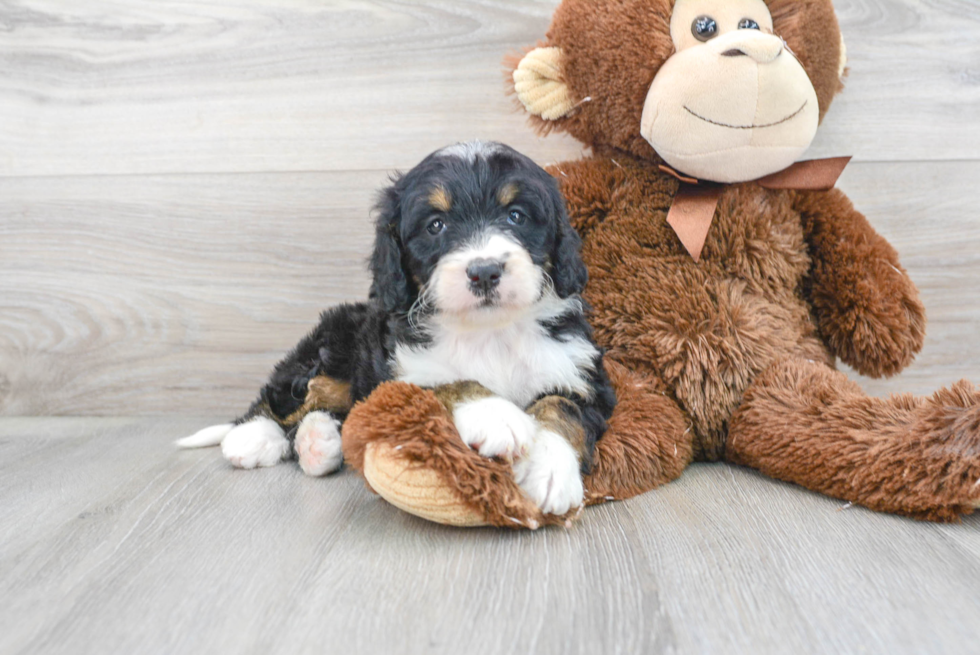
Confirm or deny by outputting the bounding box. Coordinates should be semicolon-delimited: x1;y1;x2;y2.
796;188;926;378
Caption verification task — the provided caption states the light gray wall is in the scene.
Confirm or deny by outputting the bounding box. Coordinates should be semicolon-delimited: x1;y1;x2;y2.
2;0;979;416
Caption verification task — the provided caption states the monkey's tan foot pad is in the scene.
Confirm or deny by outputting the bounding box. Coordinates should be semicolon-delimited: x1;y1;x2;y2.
343;381;579;529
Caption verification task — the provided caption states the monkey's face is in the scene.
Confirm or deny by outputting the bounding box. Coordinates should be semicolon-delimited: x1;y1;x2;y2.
640;0;819;183
511;0;846;184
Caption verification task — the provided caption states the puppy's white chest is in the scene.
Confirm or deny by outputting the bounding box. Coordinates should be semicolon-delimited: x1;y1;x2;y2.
393;317;596;408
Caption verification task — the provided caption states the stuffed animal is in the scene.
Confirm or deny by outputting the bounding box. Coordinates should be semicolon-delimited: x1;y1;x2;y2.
344;0;980;526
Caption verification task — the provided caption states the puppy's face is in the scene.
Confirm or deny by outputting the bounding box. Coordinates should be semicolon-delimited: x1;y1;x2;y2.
425;230;543;315
370;142;587;321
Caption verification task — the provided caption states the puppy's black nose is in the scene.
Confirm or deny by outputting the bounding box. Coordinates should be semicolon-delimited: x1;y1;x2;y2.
466;259;503;294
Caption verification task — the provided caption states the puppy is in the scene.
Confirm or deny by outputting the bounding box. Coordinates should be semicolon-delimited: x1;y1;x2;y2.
178;141;616;515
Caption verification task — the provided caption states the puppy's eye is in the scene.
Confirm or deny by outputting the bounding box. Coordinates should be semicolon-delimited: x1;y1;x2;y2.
508;210;528;226
692;16;717;41
738;18;760;30
426;219;446;235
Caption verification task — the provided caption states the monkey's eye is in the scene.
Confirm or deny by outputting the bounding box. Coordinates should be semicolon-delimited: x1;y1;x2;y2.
738;18;761;30
508;210;528;226
692;16;718;41
426;218;446;235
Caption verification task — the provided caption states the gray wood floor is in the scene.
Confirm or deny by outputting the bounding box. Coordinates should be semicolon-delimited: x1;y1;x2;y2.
2;0;980;653
4;417;980;655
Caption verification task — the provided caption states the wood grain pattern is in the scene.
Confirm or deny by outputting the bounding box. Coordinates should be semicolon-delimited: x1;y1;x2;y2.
0;170;380;415
2;417;979;655
3;161;979;416
0;0;585;177
0;0;978;179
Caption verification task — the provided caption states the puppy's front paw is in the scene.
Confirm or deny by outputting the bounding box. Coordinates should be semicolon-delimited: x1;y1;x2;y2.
453;397;536;461
295;411;343;477
221;418;290;469
512;430;584;516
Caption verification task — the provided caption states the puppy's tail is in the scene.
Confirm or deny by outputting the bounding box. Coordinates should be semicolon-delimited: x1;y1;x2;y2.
175;423;235;449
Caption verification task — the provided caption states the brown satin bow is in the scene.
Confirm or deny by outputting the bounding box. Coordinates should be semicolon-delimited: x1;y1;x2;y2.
661;156;852;262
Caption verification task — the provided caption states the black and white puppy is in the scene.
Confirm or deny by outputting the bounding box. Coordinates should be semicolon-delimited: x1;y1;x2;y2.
178;141;616;515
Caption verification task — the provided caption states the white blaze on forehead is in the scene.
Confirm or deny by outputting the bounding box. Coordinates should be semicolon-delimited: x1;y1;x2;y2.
460;232;522;261
436;140;504;163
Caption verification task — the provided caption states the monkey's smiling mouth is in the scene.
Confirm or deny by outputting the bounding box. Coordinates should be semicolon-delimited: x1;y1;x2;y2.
683;100;808;130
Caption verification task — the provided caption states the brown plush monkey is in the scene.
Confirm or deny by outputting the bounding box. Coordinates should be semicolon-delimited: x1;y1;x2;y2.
344;0;980;525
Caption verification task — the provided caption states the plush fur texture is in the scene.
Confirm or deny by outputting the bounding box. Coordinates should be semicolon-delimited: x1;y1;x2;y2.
344;381;576;529
581;359;695;503
345;356;695;519
353;0;980;524
509;0;843;160
519;0;977;521
727;359;980;521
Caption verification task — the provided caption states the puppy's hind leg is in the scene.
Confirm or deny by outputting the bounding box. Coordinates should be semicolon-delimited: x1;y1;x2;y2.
178;301;384;472
220;417;292;470
221;373;351;473
294;411;344;476
174;333;318;470
175;373;303;471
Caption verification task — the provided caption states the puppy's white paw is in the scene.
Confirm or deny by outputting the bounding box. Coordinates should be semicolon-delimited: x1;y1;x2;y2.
512;429;584;516
294;411;344;477
454;397;537;461
221;418;290;470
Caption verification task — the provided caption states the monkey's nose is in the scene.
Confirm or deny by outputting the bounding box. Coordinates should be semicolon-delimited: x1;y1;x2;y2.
466;258;503;294
715;32;783;64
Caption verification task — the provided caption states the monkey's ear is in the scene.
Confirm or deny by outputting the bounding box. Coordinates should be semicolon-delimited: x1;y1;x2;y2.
512;47;577;121
368;184;413;314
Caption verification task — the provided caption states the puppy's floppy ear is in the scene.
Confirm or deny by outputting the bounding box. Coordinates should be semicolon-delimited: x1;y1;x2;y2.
548;183;588;298
368;179;413;313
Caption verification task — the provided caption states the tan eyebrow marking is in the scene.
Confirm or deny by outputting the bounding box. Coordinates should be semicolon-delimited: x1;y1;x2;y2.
497;182;520;206
429;186;452;212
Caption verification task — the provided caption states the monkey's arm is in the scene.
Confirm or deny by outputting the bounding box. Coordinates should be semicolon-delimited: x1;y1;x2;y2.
795;188;926;378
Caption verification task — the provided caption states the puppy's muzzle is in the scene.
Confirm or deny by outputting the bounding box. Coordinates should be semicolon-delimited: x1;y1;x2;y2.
466;258;504;296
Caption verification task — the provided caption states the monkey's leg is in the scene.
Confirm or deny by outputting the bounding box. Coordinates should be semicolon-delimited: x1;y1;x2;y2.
343;381;569;529
583;360;695;505
727;357;980;522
